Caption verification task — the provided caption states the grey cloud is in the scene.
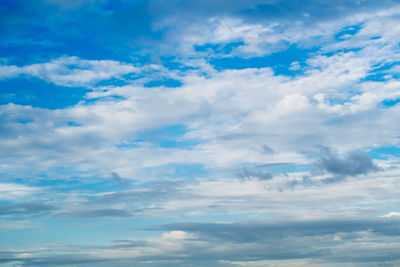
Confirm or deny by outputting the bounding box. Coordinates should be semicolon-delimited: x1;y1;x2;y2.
0;253;105;267
156;218;400;263
0;256;234;267
2;218;400;266
161;218;400;242
237;167;273;180
256;162;293;168
315;146;379;176
236;161;295;180
217;133;262;141
58;208;133;218
0;203;56;216
55;180;190;218
111;171;129;186
262;145;274;154
91;187;180;206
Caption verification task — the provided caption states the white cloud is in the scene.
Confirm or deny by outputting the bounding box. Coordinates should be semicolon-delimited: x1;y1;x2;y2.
0;2;400;202
0;56;138;87
0;220;34;230
1;45;400;178
0;183;36;200
381;211;400;218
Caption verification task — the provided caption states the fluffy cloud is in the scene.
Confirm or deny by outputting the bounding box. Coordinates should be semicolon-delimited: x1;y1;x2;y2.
1;47;399;178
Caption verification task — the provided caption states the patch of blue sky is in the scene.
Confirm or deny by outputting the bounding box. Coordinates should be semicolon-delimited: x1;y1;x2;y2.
334;24;363;40
363;73;392;82
0;218;138;249
101;0;149;11
0;77;89;109
95;77;131;87
36;177;128;194
368;145;400;160
142;163;210;180
194;41;245;55
130;124;202;150
159;138;201;149
321;47;363;57
26;168;132;192
144;78;183;88
381;98;400;107
115;139;142;149
16;118;34;124
0;3;166;66
370;36;381;40
159;56;199;71
66;121;82;127
362;62;400;83
210;45;319;76
83;95;128;106
0;0;19;9
122;72;151;83
0;32;126;67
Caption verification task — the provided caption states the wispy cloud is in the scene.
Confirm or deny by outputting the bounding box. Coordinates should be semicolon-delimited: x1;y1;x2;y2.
0;56;137;87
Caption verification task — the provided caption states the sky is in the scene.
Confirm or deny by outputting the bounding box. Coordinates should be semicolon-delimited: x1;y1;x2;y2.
1;0;400;266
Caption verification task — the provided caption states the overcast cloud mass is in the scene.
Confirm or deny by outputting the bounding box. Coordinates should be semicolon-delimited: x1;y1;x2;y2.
1;0;400;266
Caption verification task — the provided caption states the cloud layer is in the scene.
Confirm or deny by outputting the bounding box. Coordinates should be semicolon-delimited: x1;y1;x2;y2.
1;0;400;266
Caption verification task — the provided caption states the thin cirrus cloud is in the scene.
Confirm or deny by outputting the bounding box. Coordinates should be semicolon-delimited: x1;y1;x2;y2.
1;0;400;266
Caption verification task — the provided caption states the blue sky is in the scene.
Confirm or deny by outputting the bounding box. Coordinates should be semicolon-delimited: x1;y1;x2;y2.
1;0;400;266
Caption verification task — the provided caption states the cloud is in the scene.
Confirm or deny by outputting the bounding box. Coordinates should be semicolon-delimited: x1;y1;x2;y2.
1;2;400;266
315;146;379;176
1;0;400;62
161;218;400;242
0;183;36;200
237;167;273;180
0;219;34;230
381;211;400;218
2;218;400;266
149;0;400;57
111;171;129;186
59;208;133;218
0;203;56;216
0;56;137;87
